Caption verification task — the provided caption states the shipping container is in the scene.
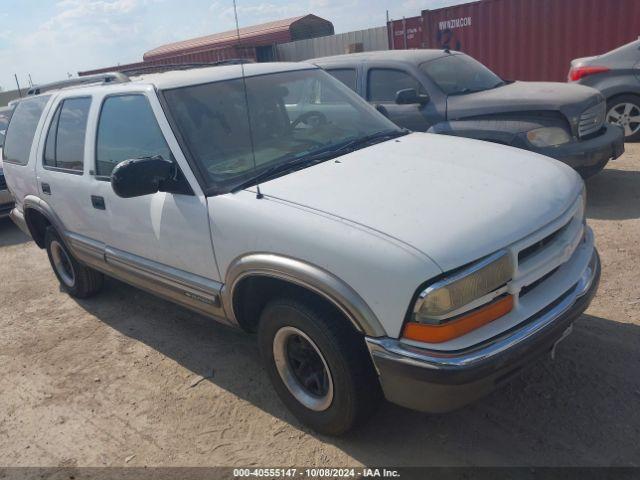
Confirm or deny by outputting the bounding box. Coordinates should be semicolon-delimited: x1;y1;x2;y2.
388;0;640;82
388;16;424;50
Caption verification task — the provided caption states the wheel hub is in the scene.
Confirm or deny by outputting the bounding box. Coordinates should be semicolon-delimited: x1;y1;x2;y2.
273;326;334;411
607;102;640;137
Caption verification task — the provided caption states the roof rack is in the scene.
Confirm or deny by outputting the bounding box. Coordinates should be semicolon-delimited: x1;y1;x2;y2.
119;59;255;77
27;72;130;96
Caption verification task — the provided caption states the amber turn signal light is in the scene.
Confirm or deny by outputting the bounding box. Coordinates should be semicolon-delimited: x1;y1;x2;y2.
402;294;514;344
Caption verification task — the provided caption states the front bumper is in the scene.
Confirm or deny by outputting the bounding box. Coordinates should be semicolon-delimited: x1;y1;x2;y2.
366;249;600;413
528;124;624;170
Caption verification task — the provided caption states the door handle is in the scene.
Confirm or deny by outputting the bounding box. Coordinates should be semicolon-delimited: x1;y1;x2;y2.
41;183;51;195
91;195;106;210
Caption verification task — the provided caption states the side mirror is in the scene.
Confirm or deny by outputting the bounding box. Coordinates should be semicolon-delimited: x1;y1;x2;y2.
395;88;430;105
111;155;174;198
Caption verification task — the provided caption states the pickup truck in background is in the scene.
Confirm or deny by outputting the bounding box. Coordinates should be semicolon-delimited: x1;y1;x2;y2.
311;50;625;178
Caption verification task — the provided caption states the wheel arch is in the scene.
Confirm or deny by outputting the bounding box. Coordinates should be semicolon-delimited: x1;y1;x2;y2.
223;253;387;337
22;196;62;249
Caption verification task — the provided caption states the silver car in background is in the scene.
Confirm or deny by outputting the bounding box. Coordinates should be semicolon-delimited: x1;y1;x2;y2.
569;39;640;141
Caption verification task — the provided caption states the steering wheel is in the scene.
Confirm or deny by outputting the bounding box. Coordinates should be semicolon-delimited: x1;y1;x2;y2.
291;111;328;129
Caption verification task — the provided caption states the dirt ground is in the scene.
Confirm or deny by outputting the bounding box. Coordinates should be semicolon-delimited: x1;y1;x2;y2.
0;145;639;469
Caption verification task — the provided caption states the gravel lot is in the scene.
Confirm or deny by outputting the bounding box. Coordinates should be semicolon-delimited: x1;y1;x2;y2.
1;145;639;468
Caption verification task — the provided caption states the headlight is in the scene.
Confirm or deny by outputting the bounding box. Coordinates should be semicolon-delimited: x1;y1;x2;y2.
404;251;514;343
526;127;571;147
414;251;513;322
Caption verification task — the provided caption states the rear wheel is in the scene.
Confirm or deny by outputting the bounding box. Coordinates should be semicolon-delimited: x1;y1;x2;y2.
606;94;640;141
45;227;103;298
258;296;382;435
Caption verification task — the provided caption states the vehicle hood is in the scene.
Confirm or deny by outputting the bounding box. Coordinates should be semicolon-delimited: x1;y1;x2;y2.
255;132;582;272
446;81;603;124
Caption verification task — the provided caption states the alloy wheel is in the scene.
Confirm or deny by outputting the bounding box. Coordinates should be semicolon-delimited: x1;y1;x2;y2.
607;102;640;138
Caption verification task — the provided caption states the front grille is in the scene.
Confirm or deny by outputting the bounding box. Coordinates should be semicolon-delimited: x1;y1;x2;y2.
519;266;560;297
518;220;571;264
578;101;605;138
0;174;6;191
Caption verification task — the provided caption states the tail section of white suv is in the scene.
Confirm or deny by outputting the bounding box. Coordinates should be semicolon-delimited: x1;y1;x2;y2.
2;63;599;435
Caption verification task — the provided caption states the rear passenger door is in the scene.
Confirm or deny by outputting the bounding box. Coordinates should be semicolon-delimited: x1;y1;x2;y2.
36;95;109;242
93;91;220;283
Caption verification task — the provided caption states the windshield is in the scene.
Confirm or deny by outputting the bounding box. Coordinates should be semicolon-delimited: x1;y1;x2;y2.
162;68;400;193
420;54;504;95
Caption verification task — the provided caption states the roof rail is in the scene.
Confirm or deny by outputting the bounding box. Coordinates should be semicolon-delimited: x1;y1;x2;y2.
119;59;255;77
27;72;130;96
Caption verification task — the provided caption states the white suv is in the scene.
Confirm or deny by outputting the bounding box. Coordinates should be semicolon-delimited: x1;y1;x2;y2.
2;63;600;435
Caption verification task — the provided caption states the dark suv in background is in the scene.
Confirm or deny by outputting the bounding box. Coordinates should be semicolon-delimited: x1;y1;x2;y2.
569;39;640;141
311;50;624;177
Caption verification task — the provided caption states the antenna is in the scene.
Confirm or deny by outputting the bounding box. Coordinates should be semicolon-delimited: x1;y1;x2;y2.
232;0;263;199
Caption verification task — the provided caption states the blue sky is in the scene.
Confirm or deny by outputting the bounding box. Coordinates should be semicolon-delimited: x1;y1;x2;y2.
0;0;467;91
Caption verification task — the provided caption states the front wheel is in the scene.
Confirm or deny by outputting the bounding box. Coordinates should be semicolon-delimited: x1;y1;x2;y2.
258;296;382;435
606;95;640;141
45;227;104;298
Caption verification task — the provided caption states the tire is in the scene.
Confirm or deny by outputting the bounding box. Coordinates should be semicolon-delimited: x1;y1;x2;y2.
45;227;104;298
606;94;640;142
258;296;382;435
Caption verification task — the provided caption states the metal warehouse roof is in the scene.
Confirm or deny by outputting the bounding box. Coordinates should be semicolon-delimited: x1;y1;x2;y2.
144;14;334;61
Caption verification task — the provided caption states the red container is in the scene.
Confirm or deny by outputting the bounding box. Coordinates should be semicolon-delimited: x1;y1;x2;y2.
390;0;640;82
388;16;424;50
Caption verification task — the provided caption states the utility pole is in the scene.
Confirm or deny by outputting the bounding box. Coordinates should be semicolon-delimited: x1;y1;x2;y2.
28;74;33;87
14;74;22;97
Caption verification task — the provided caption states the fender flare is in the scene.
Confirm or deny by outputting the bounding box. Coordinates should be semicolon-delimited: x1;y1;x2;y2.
22;195;67;247
222;253;387;337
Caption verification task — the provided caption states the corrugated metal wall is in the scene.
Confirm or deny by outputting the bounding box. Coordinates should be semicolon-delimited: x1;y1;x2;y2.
276;27;388;61
388;0;640;82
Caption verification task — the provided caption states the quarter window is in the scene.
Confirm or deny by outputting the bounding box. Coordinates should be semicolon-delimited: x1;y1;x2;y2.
43;97;91;172
367;69;425;102
2;95;50;165
95;95;171;177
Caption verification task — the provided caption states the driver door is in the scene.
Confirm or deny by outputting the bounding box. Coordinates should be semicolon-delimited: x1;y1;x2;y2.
365;67;436;131
91;90;221;289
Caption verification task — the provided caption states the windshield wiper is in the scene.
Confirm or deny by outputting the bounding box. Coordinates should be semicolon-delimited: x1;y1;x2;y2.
230;129;409;193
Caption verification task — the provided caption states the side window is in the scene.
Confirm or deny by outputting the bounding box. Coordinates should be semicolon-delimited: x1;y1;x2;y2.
43;97;91;172
327;69;357;92
96;95;172;177
2;95;51;165
367;69;424;103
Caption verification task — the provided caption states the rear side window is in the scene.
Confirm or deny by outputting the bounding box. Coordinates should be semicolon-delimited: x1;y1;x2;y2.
96;95;171;177
367;69;424;102
327;69;357;92
2;95;50;165
43;97;91;172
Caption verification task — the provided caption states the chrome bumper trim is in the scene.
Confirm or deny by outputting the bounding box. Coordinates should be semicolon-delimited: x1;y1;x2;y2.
366;249;599;371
